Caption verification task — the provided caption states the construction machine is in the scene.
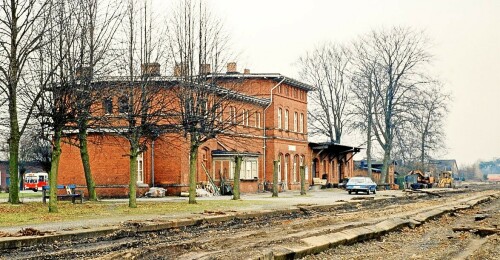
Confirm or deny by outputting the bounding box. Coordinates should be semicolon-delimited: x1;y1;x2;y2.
406;170;434;189
438;171;454;188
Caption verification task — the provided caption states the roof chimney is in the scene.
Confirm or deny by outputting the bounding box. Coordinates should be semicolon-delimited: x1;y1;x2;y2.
75;66;93;80
226;62;237;74
141;63;161;77
244;68;250;74
200;64;211;75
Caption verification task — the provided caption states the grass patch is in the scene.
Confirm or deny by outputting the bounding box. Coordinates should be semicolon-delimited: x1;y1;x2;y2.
0;199;270;227
0;192;43;199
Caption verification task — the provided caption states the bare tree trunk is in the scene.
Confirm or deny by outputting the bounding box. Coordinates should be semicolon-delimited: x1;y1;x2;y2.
232;156;242;200
300;165;306;195
7;0;21;204
381;145;391;184
272;160;278;197
189;136;199;204
48;128;62;213
79;126;97;201
366;116;373;179
128;143;138;208
8;127;20;203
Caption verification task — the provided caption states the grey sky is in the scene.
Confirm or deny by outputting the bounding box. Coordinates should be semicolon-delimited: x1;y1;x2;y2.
198;0;499;166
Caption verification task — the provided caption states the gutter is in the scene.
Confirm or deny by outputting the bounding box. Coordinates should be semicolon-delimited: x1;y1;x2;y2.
262;77;286;185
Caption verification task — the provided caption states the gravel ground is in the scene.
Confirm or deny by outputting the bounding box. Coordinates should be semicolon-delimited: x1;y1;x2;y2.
302;192;500;260
2;188;497;260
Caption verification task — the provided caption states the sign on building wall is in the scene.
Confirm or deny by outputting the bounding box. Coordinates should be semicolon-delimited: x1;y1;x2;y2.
288;145;296;152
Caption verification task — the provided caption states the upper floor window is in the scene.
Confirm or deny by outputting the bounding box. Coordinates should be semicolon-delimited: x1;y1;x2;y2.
255;112;261;128
103;97;113;114
284;109;289;130
277;108;282;129
230;106;236;124
245;110;249;126
118;96;129;114
300;113;304;133
240;109;245;125
293;112;298;132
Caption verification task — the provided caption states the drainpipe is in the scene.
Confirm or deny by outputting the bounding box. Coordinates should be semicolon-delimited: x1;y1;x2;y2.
263;77;285;187
151;140;155;187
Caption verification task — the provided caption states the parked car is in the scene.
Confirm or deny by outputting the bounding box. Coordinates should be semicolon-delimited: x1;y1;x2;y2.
346;177;377;195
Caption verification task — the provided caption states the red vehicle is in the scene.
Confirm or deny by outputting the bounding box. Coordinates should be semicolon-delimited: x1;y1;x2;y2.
24;172;48;192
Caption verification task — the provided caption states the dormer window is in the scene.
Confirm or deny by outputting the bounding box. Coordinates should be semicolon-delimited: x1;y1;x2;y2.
103;97;113;114
119;96;129;114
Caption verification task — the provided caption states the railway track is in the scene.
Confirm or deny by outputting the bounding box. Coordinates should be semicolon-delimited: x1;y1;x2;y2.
2;186;499;260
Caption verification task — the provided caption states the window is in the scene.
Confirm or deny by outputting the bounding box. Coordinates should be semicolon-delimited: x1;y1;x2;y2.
242;159;258;179
137;153;144;183
230;106;236;124
103;97;113;114
240;109;245;125
293;112;298;132
284;154;289;184
277;108;282;129
278;154;282;182
300;113;304;133
292;155;299;182
118;95;129;114
284;110;289;130
255;112;261;128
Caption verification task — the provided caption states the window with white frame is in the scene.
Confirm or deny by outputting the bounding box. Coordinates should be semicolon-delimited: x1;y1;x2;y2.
242;159;258;179
284;110;289;130
255;112;261;128
137;153;144;183
293;155;298;182
300;113;304;133
240;109;245;125
230;106;236;124
277;108;282;129
278;155;282;181
293;112;298;132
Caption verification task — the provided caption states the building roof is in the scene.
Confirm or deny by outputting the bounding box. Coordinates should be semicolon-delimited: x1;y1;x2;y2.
92;76;271;107
207;73;316;91
309;142;362;154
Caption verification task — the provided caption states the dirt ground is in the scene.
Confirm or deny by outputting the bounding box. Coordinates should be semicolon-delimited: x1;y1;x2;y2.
302;194;500;260
1;186;498;260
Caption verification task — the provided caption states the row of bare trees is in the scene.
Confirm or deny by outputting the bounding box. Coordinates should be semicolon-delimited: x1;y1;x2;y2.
0;0;244;211
298;27;450;183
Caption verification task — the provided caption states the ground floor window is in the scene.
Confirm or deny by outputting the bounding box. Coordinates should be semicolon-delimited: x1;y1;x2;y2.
137;153;144;183
242;159;258;180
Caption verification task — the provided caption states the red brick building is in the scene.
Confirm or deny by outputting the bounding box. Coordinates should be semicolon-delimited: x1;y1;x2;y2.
58;63;361;197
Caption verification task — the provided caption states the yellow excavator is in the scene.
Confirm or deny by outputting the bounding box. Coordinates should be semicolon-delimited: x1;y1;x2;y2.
438;171;454;188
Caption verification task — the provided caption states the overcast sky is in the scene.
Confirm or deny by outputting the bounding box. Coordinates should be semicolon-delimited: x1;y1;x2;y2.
193;0;499;166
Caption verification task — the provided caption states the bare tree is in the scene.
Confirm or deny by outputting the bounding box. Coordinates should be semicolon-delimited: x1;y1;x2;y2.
411;84;450;166
351;41;383;178
298;43;352;144
72;0;124;201
0;0;51;204
165;0;243;204
358;27;432;183
101;0;173;208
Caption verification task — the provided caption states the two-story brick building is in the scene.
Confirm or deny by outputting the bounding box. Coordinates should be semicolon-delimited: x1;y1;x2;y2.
58;63;361;197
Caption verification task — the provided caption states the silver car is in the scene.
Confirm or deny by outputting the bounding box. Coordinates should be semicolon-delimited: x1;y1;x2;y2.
346;177;377;195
